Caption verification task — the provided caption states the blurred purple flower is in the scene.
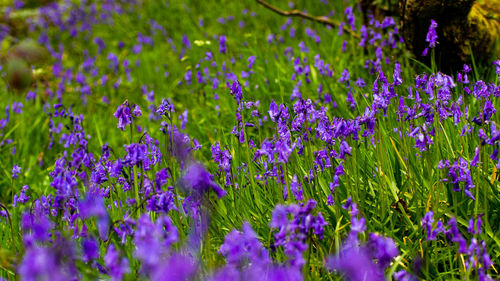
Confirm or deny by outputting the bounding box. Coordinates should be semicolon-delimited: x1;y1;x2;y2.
219;222;270;266
179;162;226;198
104;244;130;281
327;246;385;281
82;237;99;262
12;164;21;179
219;35;227;54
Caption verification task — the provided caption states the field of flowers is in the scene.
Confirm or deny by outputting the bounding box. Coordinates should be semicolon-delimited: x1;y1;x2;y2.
0;0;499;280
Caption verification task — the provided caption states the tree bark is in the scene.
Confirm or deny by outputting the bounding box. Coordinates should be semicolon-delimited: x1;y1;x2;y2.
400;0;500;72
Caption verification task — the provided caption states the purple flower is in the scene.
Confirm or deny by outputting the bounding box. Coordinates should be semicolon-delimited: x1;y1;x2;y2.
347;91;357;110
82;237;99;262
339;140;352;159
248;55;256;69
19;241;76;281
421;211;437;240
105;244;130;281
212;142;233;185
393;62;402;86
394;270;418;281
132;105;142;117
327;246;385;281
367;233;399;269
422;19;438;56
78;193;109;239
79;194;107;219
114;100;132;131
151;253;197;281
155;168;170;190
344;6;355;30
219;35;227;54
327;194;334;206
468;215;483;235
494;60;500;76
12;164;21;179
134;214;178;275
426;20;438;47
107;52;119;72
21;211;53;243
156;98;175;116
12;102;22;114
269;200;327;268
230;80;243;105
355;77;366;87
267;33;275;44
179;109;188;130
179;162;226;198
219;222;270;266
439;157;475;200
94;37;106;53
327;198;399;280
470;146;480;167
338;68;350;84
13;185;29;206
298;41;308;53
182;34;191;49
14;0;24;9
290;175;303;201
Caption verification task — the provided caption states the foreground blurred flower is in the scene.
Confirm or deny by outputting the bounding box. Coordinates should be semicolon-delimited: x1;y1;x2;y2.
19;239;77;281
104;244;130;281
327;198;399;281
179;162;226;199
78;193;109;240
211;222;302;281
219;222;270;267
327;246;385;281
81;237;99;263
134;214;178;276
151;253;197;281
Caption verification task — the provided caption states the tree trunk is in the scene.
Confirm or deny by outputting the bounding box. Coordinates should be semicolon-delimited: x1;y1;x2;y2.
400;0;500;72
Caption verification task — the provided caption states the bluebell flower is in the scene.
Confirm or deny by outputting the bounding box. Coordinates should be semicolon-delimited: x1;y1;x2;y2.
12;164;21;179
82;237;99;262
104;244;130;281
179;162;226;198
114;100;131;131
219;35;227;54
327;246;385;281
422;19;438;56
230;80;243;105
13;185;29;206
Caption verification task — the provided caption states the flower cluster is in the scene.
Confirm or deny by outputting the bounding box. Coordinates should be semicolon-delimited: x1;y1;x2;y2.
270;199;327;268
421;211;493;280
437;157;475;200
327;198;400;281
2;0;500;280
